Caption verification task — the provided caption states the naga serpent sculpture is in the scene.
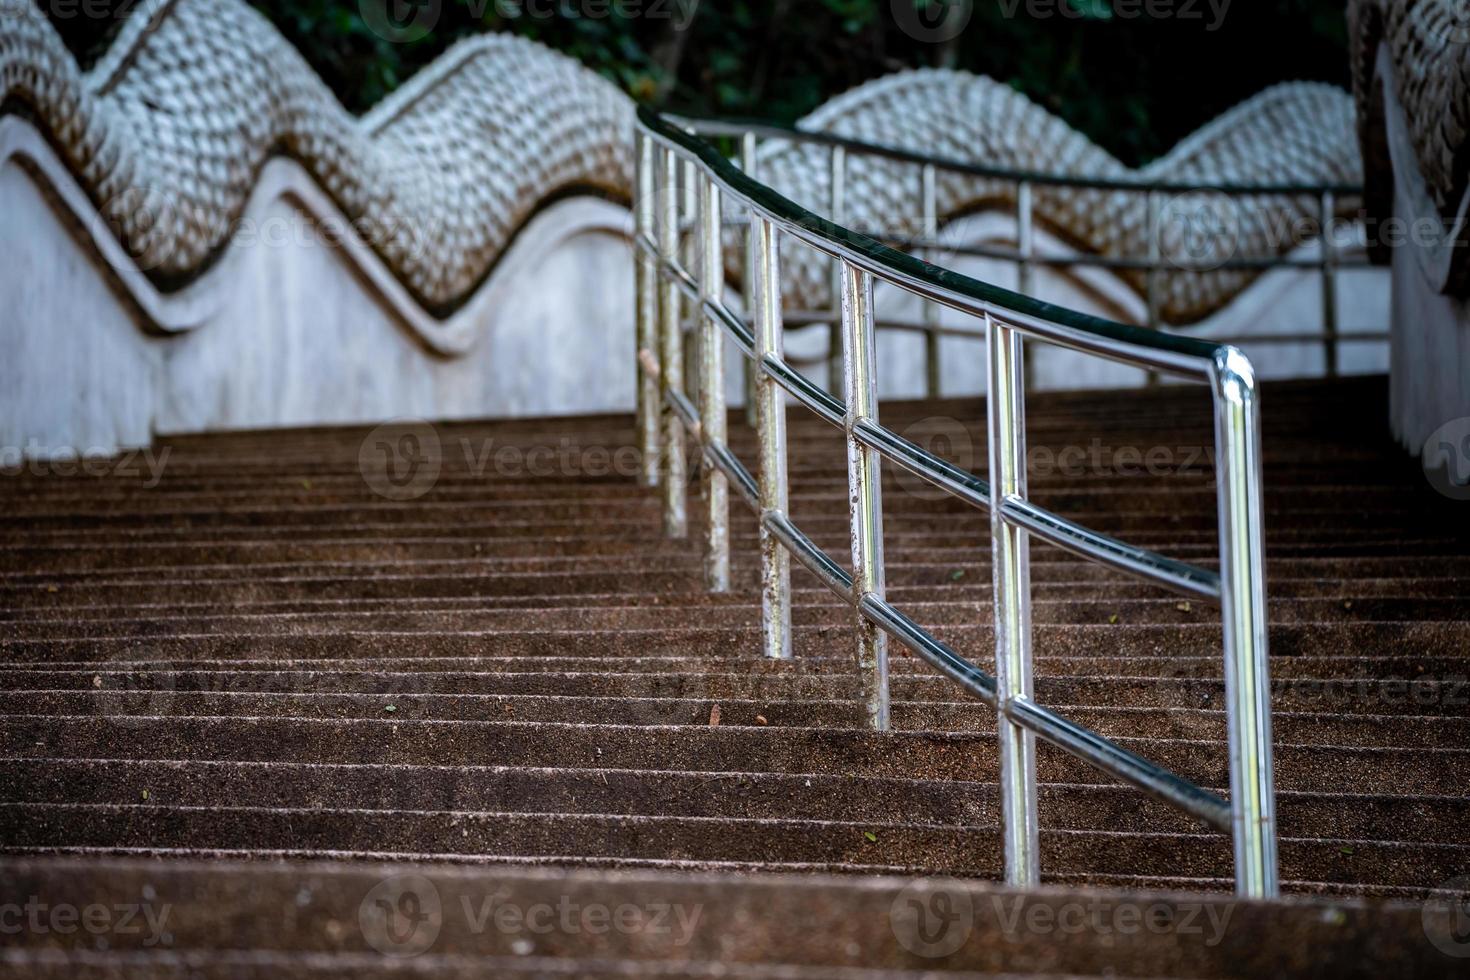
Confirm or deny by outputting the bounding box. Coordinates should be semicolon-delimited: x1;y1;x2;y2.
747;71;1362;324
1349;0;1470;293
1;0;634;316
3;0;1360;326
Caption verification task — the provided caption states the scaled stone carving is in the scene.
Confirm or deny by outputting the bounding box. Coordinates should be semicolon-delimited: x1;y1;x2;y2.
749;70;1361;323
1;0;634;314
1349;0;1470;291
1347;0;1470;457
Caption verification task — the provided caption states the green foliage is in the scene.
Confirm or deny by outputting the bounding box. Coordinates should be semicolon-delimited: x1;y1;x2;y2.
44;0;1348;166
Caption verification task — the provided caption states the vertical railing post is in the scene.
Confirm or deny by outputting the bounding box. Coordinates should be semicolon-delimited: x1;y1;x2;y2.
682;160;701;410
658;147;687;538
840;261;890;732
635;132;660;488
1210;347;1278;899
1144;191;1162;387
1319;190;1339;378
742;132;760;428
986;312;1039;887
1016;180;1036;390
753;217;792;660
1016;180;1034;298
921;163;941;398
699;176;730;592
828;145;847;393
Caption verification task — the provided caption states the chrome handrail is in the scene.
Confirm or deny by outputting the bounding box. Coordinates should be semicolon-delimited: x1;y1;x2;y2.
681;115;1362;196
634;106;1277;898
682;113;1372;390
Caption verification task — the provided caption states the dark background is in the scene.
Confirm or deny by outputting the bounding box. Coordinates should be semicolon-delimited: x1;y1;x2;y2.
47;0;1349;166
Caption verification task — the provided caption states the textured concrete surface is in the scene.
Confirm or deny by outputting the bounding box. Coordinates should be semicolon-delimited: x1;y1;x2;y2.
0;376;1467;974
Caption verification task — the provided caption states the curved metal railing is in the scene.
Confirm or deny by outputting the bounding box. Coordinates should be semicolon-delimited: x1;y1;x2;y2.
687;116;1377;396
632;105;1277;898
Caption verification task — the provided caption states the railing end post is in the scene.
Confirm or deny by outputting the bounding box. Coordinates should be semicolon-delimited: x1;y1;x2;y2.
1209;342;1278;900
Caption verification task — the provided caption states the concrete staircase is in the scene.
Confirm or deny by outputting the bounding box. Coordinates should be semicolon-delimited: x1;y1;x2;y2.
1;375;1466;974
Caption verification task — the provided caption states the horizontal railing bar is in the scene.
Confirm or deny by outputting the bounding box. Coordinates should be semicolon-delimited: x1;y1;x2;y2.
783;312;1387;349
705;297;757;359
1000;496;1221;602
646;216;1222;606
762;487;1228;829
677;115;1363;197
858;593;998;705
760;353;846;428
639;232;762;359
693;310;1387;358
877;236;1376;273
708;441;761;511
1004;697;1233;831
640;112;1220;383
1208;332;1389;345
784;219;1216;382
666;385;701;434
762;510;854;601
679;359;1233;842
852;419;991;510
784;310;986;340
638;110;1278;894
